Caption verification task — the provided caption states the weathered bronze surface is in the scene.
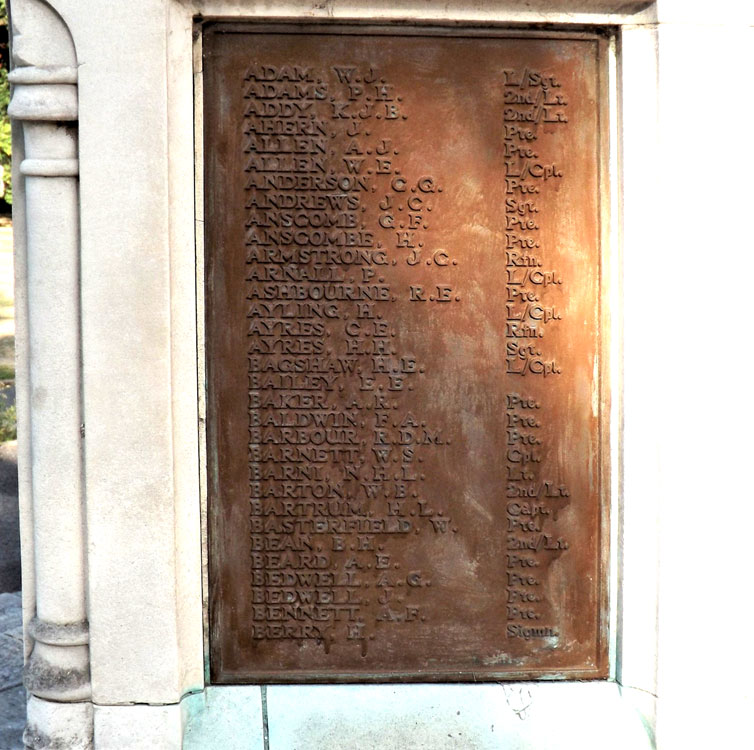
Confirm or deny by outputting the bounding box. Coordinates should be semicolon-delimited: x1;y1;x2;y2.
204;24;609;682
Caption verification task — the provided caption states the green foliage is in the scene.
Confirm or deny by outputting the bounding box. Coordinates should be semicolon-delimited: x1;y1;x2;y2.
0;402;15;442
0;0;9;204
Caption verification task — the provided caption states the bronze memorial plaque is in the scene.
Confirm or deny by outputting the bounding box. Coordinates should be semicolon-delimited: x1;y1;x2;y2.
204;24;610;682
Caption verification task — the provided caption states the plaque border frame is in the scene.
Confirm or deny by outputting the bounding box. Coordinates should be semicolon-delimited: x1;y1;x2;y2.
201;19;615;685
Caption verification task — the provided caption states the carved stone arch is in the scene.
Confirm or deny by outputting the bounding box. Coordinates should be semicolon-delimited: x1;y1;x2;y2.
8;0;91;748
9;0;76;67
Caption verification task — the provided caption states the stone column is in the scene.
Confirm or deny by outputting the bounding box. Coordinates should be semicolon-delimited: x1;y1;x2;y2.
8;0;93;747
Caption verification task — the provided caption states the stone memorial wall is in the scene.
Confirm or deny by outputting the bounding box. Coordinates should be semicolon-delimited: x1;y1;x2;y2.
10;1;752;747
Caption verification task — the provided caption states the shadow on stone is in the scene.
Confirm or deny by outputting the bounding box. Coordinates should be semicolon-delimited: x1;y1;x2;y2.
0;592;25;750
0;441;19;593
0;684;25;750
